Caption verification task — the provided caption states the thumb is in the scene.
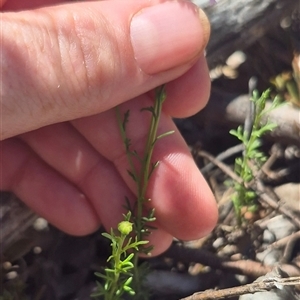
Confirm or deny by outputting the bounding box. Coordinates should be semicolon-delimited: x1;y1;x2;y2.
1;0;210;139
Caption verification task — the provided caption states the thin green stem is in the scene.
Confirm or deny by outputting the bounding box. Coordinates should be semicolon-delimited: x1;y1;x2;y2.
136;85;166;239
141;86;165;194
106;234;125;300
131;86;166;299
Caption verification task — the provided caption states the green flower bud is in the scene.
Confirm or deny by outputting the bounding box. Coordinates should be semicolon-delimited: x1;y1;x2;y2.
118;221;133;235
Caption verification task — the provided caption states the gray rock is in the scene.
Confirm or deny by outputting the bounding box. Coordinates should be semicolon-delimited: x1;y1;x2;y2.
256;248;281;265
266;215;296;240
240;289;296;300
212;237;226;249
262;229;276;244
239;268;300;300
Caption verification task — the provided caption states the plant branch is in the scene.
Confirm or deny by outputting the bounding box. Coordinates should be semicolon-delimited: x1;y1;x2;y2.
196;150;300;229
180;276;300;300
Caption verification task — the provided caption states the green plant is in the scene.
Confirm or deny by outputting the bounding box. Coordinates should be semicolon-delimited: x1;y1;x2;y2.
91;212;148;299
229;89;281;223
92;85;174;300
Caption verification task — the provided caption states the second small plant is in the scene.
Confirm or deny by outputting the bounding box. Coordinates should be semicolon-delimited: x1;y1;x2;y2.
229;88;281;223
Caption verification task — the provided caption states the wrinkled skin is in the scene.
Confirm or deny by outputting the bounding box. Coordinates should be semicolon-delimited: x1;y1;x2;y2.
1;0;218;255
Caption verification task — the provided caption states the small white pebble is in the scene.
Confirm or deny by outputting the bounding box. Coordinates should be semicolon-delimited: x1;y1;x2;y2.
226;51;247;68
6;271;18;280
33;246;42;254
2;261;12;270
33;218;48;231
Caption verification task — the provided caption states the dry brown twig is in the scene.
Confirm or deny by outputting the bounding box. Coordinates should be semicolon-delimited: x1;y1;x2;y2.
265;230;300;254
179;276;300;300
259;144;291;180
165;243;272;278
281;231;300;264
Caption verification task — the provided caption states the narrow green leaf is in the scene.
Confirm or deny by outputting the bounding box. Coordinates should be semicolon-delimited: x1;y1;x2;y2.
127;169;137;182
248;139;261;152
102;232;113;240
122;110;130;130
156;130;175;140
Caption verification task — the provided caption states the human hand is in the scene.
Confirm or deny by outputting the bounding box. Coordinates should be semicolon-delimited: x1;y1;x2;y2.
1;0;218;255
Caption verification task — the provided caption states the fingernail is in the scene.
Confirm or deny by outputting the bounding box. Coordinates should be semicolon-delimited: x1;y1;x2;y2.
130;1;209;75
